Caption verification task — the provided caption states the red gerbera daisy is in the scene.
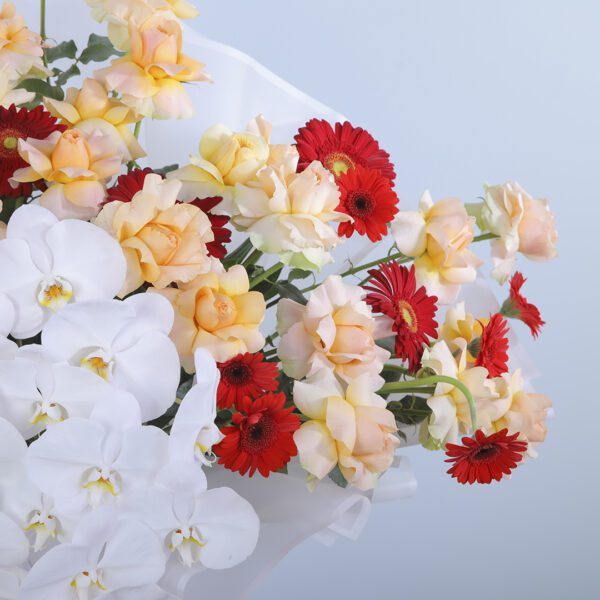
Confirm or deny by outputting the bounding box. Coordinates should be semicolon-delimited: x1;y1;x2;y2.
445;428;528;484
214;392;300;477
294;118;396;181
0;104;66;198
500;271;545;338
474;313;509;378
364;262;438;371
105;169;232;259
336;165;399;242
216;352;279;410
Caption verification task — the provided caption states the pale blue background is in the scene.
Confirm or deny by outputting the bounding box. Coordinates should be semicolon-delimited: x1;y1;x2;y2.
194;2;595;599
18;1;599;598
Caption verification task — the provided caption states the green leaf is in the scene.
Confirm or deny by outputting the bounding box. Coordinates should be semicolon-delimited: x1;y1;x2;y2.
388;394;432;426
273;281;306;305
376;336;396;355
45;40;77;63
16;79;64;100
223;239;254;269
55;64;81;86
79;34;122;64
328;465;348;488
154;164;179;176
288;268;313;282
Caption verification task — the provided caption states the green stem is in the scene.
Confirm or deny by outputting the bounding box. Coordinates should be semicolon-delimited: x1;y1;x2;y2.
40;0;47;40
249;263;283;289
382;364;411;376
473;232;498;242
133;121;142;139
380;375;478;433
242;249;262;268
385;386;436;395
262;348;278;360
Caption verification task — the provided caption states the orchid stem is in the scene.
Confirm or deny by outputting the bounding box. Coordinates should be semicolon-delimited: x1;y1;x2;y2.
380;375;478;433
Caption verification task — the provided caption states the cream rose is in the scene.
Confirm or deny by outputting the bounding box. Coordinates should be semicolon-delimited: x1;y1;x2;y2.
95;12;209;119
392;191;482;304
45;78;145;162
293;370;400;491
10;129;121;220
152;264;266;370
481;182;558;283
0;67;33;107
94;174;214;297
277;275;389;387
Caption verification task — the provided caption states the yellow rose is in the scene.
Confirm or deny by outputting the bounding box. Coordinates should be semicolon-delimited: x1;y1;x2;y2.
293;371;400;491
10;129;121;220
95;12;209;119
45;78;145;162
392;191;482;304
94;174;214;297
152;264;266;370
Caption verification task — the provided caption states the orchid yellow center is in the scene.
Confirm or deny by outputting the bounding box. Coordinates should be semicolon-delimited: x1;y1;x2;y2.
37;276;73;310
70;569;106;598
3;135;17;150
169;526;206;567
398;300;418;333
24;510;58;552
82;467;121;507
80;349;114;381
29;400;66;427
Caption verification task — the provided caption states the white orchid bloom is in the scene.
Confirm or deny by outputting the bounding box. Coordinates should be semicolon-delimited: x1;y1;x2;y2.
0;205;126;339
125;461;259;570
0;416;27;489
0;347;116;438
0;292;17;358
20;508;165;600
0;512;30;600
41;293;180;421
169;349;224;467
26;393;168;515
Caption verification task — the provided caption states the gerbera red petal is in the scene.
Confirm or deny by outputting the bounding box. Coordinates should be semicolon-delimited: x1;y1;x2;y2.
336;165;399;242
445;428;528;484
474;313;509;378
501;271;545;338
105;170;232;258
214;392;300;477
0;104;66;198
216;352;279;410
294;118;396;181
363;262;438;371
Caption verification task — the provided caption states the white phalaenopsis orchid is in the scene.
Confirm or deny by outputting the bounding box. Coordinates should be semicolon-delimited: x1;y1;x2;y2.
0;205;126;339
125;461;259;570
0;512;30;600
41;293;180;421
26;393;168;515
0;292;17;358
0;346;116;438
169;349;224;467
19;508;166;600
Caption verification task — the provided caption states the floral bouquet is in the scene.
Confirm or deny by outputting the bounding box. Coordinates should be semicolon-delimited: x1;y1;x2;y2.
0;1;559;599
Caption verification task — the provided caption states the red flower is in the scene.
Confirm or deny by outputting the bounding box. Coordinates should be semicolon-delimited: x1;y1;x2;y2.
474;313;509;378
217;352;279;410
215;392;300;477
364;262;438;370
336;165;399;242
445;429;528;484
501;271;545;338
294;118;396;181
105;169;232;259
0;105;66;198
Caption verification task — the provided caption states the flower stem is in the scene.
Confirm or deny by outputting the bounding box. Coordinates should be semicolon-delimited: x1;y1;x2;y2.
40;0;47;40
249;263;283;289
380;375;478;433
243;249;262;268
133;121;142;139
382;363;412;376
473;232;498;242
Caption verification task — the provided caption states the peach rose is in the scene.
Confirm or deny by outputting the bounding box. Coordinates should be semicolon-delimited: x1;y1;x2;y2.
86;0;199;51
95;12;209;119
481;182;558;283
152;264;266;370
491;369;552;456
94;174;214;297
277;276;390;387
10;129;121;220
0;1;47;81
0;67;33;107
45;78;145;162
392;191;482;304
293;370;400;491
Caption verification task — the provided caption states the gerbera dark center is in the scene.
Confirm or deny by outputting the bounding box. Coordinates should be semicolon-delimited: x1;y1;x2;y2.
240;413;277;454
398;300;419;333
348;191;374;217
223;362;252;385
325;151;355;176
471;444;501;462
